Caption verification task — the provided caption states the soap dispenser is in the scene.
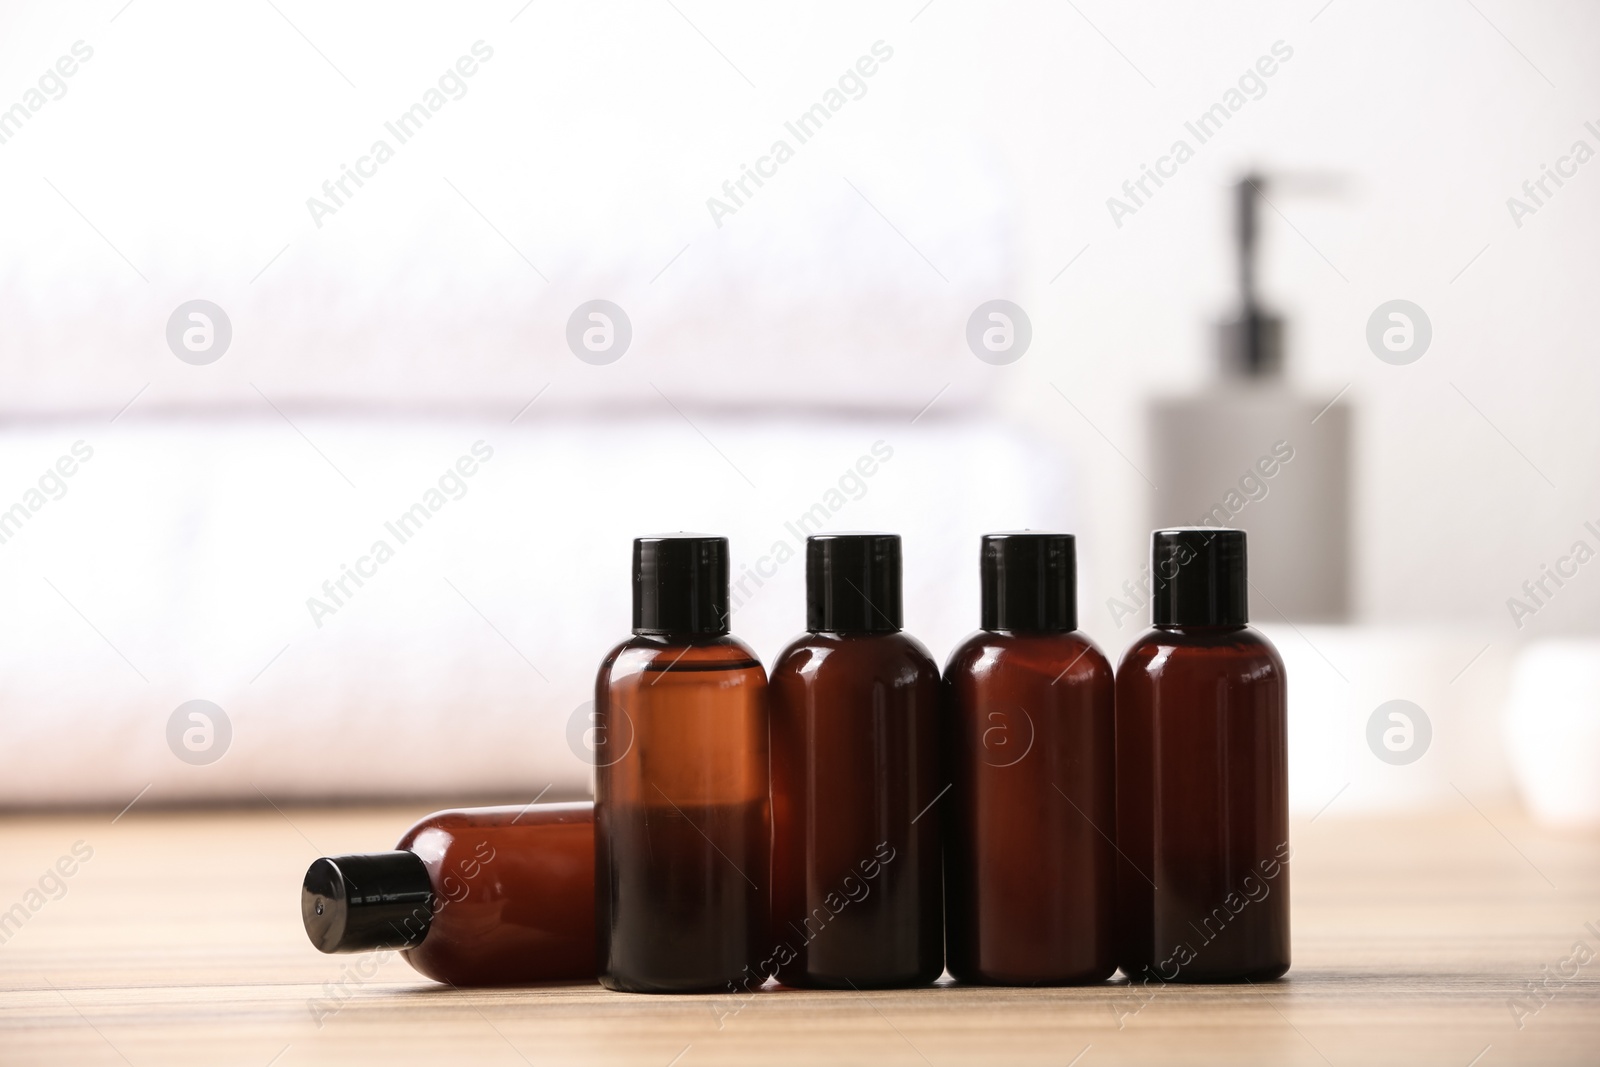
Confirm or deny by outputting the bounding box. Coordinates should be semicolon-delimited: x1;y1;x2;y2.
1147;172;1351;623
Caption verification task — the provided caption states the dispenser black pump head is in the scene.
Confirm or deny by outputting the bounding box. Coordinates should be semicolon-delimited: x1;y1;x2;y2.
1218;172;1285;379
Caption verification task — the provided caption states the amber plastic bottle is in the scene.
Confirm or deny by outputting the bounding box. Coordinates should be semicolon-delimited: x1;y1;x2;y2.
769;533;943;988
594;535;769;994
943;532;1115;985
1116;528;1290;983
301;801;595;986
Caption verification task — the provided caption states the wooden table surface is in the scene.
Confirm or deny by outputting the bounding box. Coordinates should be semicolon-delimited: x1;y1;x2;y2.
1;803;1596;1066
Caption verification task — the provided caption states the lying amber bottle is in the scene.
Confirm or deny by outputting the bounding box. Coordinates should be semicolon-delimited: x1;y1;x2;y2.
770;533;943;988
301;801;595;986
944;532;1116;985
594;534;770;994
1116;528;1290;983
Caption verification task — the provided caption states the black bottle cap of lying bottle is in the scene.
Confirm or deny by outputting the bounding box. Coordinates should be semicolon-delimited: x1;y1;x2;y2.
1150;527;1248;627
633;534;730;635
302;851;433;954
981;532;1077;632
807;533;902;633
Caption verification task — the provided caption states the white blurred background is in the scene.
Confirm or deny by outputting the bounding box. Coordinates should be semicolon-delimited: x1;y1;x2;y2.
0;0;1596;821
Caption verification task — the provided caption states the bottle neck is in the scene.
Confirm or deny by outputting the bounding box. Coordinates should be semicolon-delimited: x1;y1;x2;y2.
808;627;900;638
631;629;729;641
1153;621;1248;633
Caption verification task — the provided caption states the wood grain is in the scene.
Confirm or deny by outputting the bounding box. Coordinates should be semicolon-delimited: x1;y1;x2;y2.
1;803;1596;1066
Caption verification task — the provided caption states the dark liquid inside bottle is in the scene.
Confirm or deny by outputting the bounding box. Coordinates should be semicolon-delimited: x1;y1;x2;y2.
595;636;770;994
770;631;944;988
944;631;1116;985
597;797;767;986
1115;624;1290;982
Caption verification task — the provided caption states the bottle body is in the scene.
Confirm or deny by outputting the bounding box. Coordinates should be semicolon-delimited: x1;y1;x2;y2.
594;634;770;993
943;630;1116;984
395;802;596;986
769;631;943;988
1115;624;1290;982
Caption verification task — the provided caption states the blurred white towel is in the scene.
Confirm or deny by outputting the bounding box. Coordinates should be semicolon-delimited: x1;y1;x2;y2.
0;414;1073;806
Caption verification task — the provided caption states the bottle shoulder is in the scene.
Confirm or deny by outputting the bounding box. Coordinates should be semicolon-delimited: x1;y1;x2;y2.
1117;625;1284;674
944;629;1110;681
598;633;765;678
772;630;939;681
